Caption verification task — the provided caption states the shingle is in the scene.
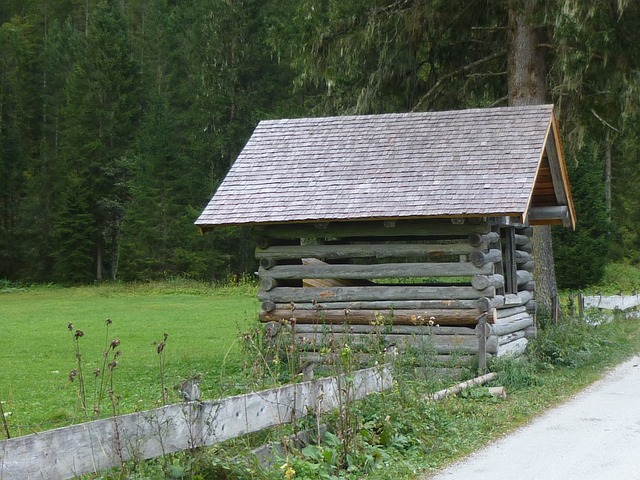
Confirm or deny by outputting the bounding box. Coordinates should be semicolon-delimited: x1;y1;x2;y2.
196;105;555;226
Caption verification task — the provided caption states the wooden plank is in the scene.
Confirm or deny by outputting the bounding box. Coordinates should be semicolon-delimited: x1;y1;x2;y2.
254;220;490;240
260;308;484;326
0;367;392;480
259;261;492;280
256;242;481;261
258;285;494;303
269;299;480;312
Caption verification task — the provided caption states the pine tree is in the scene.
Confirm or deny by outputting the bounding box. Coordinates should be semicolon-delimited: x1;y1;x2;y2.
57;0;141;282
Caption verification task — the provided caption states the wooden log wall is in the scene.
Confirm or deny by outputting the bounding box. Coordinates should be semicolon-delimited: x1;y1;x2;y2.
254;219;537;363
474;225;536;357
256;220;496;327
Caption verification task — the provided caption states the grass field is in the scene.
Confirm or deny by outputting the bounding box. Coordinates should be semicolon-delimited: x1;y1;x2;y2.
0;280;259;436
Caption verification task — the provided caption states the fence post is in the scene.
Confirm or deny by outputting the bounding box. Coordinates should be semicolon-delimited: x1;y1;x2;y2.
578;292;584;319
551;295;560;325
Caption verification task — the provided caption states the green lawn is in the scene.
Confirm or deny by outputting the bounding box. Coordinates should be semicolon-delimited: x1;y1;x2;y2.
0;281;259;436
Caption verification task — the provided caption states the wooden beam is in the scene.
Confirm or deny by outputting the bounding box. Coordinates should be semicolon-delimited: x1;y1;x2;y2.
259;261;492;280
258;285;495;303
260;308;484;326
256;242;480;261
266;299;480;312
528;206;570;227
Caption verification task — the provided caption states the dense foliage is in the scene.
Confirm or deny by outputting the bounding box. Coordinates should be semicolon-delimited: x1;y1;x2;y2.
1;0;639;286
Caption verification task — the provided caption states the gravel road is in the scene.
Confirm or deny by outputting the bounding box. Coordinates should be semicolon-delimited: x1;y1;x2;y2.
423;355;640;480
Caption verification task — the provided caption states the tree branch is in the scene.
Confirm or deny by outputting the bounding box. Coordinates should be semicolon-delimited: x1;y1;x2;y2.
412;50;506;111
591;109;620;133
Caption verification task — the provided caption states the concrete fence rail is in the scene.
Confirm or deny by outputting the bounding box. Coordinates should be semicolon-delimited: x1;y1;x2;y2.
0;365;392;480
582;294;640;311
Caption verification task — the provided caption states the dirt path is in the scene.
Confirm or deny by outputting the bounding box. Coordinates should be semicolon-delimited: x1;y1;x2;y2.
423;355;640;480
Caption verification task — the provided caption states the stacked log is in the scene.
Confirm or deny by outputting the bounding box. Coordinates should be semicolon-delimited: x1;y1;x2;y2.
474;226;535;357
254;219;536;364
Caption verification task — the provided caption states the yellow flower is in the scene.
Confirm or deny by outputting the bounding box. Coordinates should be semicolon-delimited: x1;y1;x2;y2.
281;463;296;479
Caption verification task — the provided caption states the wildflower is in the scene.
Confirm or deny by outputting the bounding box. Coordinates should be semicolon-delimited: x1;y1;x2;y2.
67;323;73;331
74;329;84;339
105;318;112;326
68;369;78;382
281;462;296;480
110;338;120;350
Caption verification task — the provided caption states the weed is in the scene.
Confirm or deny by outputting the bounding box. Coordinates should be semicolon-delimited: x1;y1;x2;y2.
154;332;170;404
66;320;122;420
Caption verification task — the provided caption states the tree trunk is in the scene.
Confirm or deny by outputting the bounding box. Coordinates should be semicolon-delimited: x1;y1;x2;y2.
508;0;558;320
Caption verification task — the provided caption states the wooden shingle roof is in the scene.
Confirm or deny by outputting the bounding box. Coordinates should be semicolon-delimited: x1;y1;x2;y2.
196;104;575;230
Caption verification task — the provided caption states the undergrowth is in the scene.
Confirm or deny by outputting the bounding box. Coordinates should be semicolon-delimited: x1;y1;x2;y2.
5;281;640;480
86;309;640;479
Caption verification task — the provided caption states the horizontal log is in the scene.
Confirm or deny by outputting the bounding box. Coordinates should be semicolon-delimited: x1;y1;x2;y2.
522;281;536;294
515;227;533;237
496;305;527;319
267;299;480;312
260;308;484;326
524;325;537;339
495;311;531;325
517;243;533;253
476;291;534;311
478;315;533;337
526;299;536;314
294;332;480;354
259;261;492;281
516;270;533;286
498;330;527;346
261;276;279;291
486;331;527;353
468;231;500;247
256;242;480;261
528;206;570;225
258;285;495;303
427;372;497;401
293;323;477;336
514;250;532;264
471;274;504;290
470;249;502;267
254;220;490;240
496;337;528;357
519;261;535;272
259;257;277;269
514;234;531;246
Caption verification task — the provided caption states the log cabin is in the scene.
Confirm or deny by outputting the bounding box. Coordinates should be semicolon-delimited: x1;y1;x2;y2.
196;104;576;367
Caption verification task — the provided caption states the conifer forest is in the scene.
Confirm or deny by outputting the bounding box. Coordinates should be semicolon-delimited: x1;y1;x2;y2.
1;0;639;288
